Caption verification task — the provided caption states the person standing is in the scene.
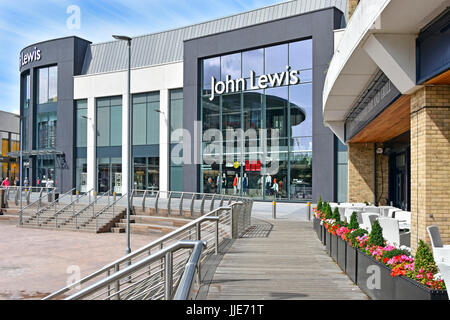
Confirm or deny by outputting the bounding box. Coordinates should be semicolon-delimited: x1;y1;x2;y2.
1;177;10;187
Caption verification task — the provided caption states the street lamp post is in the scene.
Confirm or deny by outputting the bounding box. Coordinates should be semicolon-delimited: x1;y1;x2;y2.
15;114;23;225
113;35;132;256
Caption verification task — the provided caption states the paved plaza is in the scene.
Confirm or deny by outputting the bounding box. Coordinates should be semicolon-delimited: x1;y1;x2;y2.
0;224;160;300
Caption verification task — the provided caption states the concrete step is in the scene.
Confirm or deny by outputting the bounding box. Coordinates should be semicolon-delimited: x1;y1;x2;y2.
0;215;18;223
127;215;191;227
115;222;177;235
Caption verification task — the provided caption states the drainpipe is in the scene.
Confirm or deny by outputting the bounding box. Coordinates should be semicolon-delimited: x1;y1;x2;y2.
374;143;377;206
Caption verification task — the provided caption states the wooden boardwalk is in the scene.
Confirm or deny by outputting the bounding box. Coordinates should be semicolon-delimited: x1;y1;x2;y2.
198;218;368;300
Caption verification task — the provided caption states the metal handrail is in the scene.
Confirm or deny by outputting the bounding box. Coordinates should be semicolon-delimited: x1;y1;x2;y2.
54;188;94;217
71;190;111;219
93;192;128;219
17;187;56;213
64;240;206;300
173;239;207;300
33;188;76;217
43;202;244;300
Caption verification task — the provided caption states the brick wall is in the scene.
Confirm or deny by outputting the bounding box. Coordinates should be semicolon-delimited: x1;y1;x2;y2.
410;85;450;253
348;0;360;20
348;142;389;205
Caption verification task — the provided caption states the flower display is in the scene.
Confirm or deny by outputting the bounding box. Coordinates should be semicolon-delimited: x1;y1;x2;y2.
314;206;447;291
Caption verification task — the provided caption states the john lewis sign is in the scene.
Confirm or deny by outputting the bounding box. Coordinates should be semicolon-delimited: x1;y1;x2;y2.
209;66;301;101
20;47;41;68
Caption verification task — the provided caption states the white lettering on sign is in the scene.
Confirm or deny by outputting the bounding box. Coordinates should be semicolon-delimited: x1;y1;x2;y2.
20;47;41;68
209;66;300;101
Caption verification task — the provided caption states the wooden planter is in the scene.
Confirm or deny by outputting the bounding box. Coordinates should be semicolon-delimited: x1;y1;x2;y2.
337;237;347;271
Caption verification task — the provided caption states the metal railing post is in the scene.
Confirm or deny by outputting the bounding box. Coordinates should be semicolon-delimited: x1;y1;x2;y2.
155;191;160;215
164;251;173;300
215;219;219;255
200;194;206;215
210;194;216;212
190;194;195;217
196;222;202;286
179;193;184;216
114;264;120;300
142;190;147;210
167;192;172;215
307;202;311;221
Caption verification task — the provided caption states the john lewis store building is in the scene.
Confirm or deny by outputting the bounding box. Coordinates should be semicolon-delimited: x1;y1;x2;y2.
19;0;351;202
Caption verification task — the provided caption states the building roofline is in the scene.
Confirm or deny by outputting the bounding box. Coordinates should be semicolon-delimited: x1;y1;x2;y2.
21;36;92;53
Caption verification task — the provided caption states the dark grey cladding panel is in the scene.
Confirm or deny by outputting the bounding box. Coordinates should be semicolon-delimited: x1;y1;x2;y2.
19;36;91;193
183;7;344;200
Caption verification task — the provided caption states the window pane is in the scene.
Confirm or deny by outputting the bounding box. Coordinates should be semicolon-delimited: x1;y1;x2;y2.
222;94;241;144
290;152;312;200
76;107;87;147
203;57;220;93
170;166;183;192
289;39;312;71
38;68;48;104
48;66;58;102
202;96;219;133
265;44;288;75
221;53;241;81
289;83;312;138
170;90;183;142
110;106;122;146
265;86;289;139
133;103;147;145
97;107;110;147
147;101;160;145
242;49;264;78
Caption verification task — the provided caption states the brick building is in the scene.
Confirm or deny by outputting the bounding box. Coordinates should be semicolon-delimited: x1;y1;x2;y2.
322;0;449;252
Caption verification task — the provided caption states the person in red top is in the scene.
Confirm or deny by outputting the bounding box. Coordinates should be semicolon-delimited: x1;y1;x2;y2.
1;177;10;187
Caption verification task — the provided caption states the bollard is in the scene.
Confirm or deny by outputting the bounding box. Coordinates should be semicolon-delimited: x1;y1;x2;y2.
307;202;311;221
272;201;276;219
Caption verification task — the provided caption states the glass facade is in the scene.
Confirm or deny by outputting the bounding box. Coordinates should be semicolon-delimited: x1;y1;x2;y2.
1;131;19;182
336;139;348;203
133;157;159;192
76;100;88;147
37;66;57;105
75;158;87;193
36;112;57;149
132;92;160;145
169;89;184;191
200;38;313;200
97;157;122;194
96;96;122;147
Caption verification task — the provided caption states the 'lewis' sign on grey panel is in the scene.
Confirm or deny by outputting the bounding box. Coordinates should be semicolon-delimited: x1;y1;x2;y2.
345;74;400;141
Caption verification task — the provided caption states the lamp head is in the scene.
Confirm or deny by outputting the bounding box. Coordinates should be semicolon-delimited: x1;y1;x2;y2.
112;35;132;42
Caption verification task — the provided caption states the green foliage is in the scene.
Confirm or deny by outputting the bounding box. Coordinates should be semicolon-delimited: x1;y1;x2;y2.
414;240;438;274
324;203;332;220
332;207;341;223
368;220;385;247
317;196;323;211
382;248;411;260
348;228;368;247
348;212;359;230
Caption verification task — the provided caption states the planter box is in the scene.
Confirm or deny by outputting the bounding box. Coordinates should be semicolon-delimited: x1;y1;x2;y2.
337;237;347;271
356;249;396;300
346;244;358;283
313;218;321;239
321;225;326;246
330;233;338;262
395;275;448;300
326;231;332;254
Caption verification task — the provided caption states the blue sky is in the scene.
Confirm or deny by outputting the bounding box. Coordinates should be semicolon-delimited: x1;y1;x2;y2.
0;0;284;114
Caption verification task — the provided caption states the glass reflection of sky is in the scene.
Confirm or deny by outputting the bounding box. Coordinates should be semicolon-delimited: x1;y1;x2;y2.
203;57;220;89
242;49;264;77
290;83;312;138
265;44;288;75
221;53;241;81
289;39;312;70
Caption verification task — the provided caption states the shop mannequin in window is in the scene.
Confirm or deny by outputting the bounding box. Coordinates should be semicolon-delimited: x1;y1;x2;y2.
237;175;242;195
221;173;227;194
233;174;238;194
265;174;272;195
242;173;248;196
272;178;279;199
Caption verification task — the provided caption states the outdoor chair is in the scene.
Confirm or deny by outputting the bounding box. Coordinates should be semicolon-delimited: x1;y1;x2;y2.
394;211;411;230
345;208;363;224
361;212;379;233
427;226;450;263
387;208;401;218
377;217;411;248
363;207;381;214
436;262;450;300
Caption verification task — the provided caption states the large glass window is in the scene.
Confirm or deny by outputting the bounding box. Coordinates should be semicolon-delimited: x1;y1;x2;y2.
75;158;87;193
37;112;57;149
200;38;313;200
169;89;184;191
97;157;122;194
76;100;88;147
336;139;348;203
37;66;57;104
96;96;122;147
132;92;160;145
133;157;159;192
